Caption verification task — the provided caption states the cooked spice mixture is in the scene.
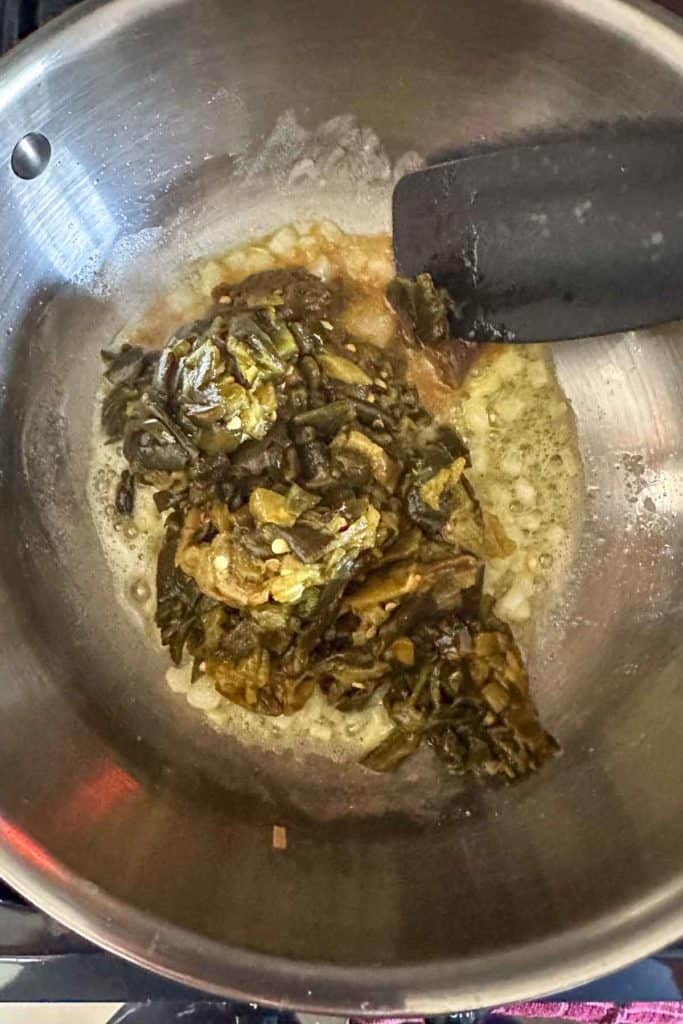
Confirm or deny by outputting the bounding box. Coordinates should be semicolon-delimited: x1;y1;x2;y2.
90;223;582;780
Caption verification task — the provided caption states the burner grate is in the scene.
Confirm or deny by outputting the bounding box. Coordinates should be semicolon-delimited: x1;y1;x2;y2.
1;0;81;53
0;880;26;906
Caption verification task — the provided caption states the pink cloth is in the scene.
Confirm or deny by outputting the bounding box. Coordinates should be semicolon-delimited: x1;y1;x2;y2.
355;1005;683;1024
495;1002;683;1023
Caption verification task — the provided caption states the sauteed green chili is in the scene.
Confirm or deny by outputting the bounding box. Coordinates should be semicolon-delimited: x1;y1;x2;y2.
101;267;557;778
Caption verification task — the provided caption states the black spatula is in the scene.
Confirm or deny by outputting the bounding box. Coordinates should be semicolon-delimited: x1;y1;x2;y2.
392;122;683;343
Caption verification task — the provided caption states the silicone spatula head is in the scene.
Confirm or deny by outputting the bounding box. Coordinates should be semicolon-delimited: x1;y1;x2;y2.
393;122;683;343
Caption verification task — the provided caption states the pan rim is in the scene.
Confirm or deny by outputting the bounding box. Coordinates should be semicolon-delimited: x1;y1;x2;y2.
0;0;682;1010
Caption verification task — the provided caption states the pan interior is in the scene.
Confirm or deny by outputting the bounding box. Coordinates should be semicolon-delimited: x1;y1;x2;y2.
0;0;680;1008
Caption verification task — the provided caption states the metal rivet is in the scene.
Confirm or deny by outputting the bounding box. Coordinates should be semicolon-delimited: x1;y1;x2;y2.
11;132;51;179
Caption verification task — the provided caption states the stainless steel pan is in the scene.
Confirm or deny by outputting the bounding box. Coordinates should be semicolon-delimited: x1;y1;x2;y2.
0;0;681;1012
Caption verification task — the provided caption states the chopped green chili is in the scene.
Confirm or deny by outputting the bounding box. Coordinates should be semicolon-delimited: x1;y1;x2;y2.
101;266;557;779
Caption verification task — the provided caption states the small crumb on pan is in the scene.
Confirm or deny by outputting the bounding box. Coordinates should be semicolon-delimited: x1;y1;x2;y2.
272;824;288;851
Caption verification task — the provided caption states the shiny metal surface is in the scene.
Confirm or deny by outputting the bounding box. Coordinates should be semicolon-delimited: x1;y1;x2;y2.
0;0;680;1012
10;131;51;180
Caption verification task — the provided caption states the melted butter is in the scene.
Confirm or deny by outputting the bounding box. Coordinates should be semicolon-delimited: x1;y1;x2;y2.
452;345;582;632
87;222;583;763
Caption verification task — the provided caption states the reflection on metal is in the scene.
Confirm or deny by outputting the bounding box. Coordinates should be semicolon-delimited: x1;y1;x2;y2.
11;132;51;179
13;142;117;278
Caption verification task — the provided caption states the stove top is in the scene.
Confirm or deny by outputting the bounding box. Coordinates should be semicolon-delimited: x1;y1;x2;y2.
1;841;682;1009
1;0;682;1015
